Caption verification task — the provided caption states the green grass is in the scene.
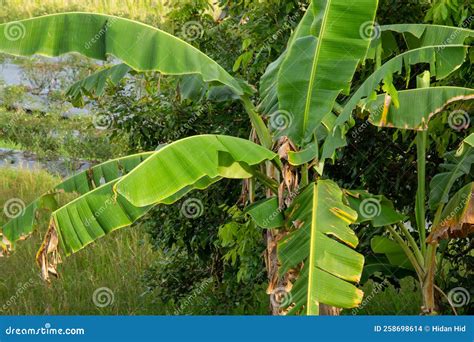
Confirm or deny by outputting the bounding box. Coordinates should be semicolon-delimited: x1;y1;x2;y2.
0;139;21;150
0;167;160;314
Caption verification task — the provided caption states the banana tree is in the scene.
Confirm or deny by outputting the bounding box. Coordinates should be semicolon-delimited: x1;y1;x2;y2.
1;1;473;315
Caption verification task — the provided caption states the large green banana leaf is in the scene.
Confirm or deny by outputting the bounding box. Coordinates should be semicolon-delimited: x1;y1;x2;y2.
115;135;279;207
278;180;364;315
0;13;243;95
0;153;152;254
276;0;378;146
428;182;474;243
367;87;474;130
334;45;470;127
66;63;132;106
258;6;315;116
38;135;277;279
429;134;474;210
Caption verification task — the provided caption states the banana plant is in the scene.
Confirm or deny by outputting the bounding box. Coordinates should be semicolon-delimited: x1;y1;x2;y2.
1;1;473;315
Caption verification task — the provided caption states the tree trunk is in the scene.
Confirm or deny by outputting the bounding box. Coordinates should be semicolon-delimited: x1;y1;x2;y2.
319;304;341;316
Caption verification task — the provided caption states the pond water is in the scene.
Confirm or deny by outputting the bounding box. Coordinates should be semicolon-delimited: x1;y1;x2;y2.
0;57;90;117
0;148;93;177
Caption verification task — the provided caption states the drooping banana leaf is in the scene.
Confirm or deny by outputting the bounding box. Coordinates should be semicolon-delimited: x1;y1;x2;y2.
367;87;474;130
0;153;153;255
0;13;243;95
276;0;378;146
38;135;278;279
278;180;364;315
428;182;474;243
380;24;474;50
66;63;132;107
429;134;474;210
115;135;279;207
334;45;470;127
344;190;405;227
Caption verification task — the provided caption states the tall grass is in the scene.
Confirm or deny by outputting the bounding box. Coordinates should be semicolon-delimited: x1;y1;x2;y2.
0;167;160;314
0;0;179;25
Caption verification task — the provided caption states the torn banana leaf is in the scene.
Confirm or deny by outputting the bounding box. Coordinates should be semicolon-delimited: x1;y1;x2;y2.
278;180;364;315
380;24;474;50
0;152;152;255
428;182;474;243
367;87;474;130
38;135;278;279
334;45;470;127
0;13;243;95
